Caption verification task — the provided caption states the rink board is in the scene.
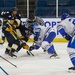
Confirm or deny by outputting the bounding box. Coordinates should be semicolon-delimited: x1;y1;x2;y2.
0;18;68;42
22;18;68;42
0;38;68;42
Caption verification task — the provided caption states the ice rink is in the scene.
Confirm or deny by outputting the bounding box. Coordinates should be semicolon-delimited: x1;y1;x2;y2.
0;42;75;75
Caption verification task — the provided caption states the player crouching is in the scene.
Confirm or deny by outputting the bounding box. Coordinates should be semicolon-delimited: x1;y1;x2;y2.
2;18;29;58
26;23;59;58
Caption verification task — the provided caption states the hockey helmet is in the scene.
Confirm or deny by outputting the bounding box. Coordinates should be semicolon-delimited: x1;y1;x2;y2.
61;13;70;20
29;13;35;20
12;7;18;12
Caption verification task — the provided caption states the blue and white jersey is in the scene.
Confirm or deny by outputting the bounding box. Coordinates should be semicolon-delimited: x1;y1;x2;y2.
58;18;75;37
33;25;55;45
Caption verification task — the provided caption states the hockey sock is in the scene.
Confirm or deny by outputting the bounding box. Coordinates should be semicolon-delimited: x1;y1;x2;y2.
16;44;23;52
5;48;10;54
71;57;75;66
47;45;56;54
67;48;75;66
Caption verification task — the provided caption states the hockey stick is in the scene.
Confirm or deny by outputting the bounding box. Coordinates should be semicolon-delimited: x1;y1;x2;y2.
0;55;17;68
0;66;9;75
27;50;34;56
12;30;34;56
26;38;35;56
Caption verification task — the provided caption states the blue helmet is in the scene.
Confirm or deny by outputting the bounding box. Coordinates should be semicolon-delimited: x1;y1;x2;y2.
61;13;70;20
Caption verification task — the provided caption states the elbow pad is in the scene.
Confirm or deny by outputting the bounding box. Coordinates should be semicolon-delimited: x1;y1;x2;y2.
59;28;71;40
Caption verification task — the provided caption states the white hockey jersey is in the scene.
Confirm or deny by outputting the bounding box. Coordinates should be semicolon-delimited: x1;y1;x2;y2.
58;18;75;37
34;25;55;46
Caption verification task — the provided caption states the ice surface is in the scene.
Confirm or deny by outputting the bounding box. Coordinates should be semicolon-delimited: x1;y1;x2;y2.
0;42;75;75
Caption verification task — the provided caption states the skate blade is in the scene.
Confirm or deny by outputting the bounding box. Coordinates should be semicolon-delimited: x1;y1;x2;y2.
50;56;60;59
27;51;31;56
8;55;17;59
12;56;17;59
68;70;75;73
5;53;17;59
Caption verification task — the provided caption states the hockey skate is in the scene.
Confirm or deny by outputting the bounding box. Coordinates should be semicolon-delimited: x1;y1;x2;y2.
5;49;10;55
68;66;75;73
9;50;17;58
68;66;75;70
50;53;60;59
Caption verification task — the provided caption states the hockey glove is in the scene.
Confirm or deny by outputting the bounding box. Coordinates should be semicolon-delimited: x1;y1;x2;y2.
22;43;29;50
34;35;38;41
5;26;13;32
23;45;29;50
58;27;71;40
29;46;35;51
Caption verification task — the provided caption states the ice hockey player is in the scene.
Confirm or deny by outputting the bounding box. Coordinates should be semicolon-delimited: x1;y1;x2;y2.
25;13;47;52
1;7;29;57
26;22;58;58
15;24;30;52
57;13;75;71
